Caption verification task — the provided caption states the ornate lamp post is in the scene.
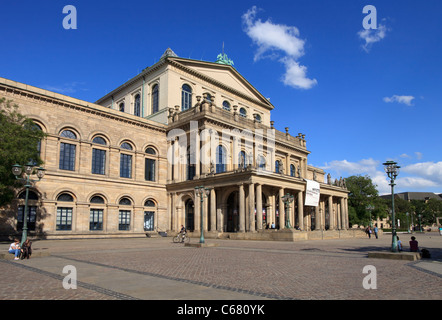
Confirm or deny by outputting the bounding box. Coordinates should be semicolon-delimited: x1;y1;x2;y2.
418;214;422;232
406;212;410;234
383;160;400;252
281;193;294;229
12;163;45;246
195;186;211;244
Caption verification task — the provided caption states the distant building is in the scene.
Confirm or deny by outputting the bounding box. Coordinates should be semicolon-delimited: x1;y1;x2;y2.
380;192;442;202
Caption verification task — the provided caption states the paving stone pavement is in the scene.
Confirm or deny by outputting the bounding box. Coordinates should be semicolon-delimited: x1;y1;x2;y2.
0;232;441;303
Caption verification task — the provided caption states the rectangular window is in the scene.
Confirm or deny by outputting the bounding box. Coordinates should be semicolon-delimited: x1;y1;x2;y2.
144;211;154;231
90;209;103;230
56;207;72;231
92;148;106;175
145;158;156;181
120;154;132;178
18;206;37;231
119;210;131;230
59;142;76;171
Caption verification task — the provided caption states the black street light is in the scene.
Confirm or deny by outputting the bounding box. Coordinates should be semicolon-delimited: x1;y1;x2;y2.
383;160;400;252
12;163;45;246
195;186;211;244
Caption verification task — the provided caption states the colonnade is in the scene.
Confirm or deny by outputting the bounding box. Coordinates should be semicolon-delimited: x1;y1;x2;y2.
167;183;349;233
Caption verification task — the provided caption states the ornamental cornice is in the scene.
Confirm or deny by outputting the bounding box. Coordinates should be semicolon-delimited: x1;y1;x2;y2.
0;82;167;135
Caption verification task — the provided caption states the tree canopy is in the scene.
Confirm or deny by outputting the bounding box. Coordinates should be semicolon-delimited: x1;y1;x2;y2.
0;98;46;206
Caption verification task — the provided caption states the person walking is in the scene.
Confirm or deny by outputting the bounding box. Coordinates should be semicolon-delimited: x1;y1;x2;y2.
374;225;379;239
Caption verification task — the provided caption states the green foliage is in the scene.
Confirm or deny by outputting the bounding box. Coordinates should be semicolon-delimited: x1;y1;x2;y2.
346;175;381;226
0;98;46;206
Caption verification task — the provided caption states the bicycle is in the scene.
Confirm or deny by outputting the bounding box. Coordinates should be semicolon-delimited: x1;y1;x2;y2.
173;232;190;243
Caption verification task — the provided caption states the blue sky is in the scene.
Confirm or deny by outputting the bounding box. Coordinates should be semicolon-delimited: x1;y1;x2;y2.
1;0;441;195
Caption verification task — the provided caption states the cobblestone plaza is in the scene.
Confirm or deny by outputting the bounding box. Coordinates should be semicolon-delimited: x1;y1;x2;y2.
1;233;440;304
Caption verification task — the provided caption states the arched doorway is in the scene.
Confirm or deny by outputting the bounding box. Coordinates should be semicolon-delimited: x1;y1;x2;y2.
226;191;239;232
185;199;195;231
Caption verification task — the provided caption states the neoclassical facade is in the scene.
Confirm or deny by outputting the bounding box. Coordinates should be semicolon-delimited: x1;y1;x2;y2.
0;49;351;240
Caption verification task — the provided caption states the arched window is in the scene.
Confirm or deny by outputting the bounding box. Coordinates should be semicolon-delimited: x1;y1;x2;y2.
59;130;77;171
238;151;247;169
152;84;159;114
145;147;156;182
60;129;77;139
92;136;106;145
205;93;212;103
222;101;231;111
120;142;133;150
254;114;262;122
19;190;39;200
275;160;280;174
257;155;266;169
181;84;192;111
239;107;247;118
56;193;74;231
119;197;132;206
290;164;295;177
119;102;125;112
92;136;107;175
90;195;105;204
216;145;227;173
120;143;133;178
134;94;141;117
144;200;156;231
187;146;196;180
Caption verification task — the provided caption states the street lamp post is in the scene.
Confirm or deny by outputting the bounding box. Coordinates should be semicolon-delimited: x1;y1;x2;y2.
406;212;410;234
418;214;422;232
12;163;45;246
281;193;294;229
195;186;211;244
383;160;400;252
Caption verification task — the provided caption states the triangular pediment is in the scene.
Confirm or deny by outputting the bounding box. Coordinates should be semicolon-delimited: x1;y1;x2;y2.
167;57;274;110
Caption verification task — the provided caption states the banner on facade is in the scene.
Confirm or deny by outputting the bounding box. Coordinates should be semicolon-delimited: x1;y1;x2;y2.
304;179;320;206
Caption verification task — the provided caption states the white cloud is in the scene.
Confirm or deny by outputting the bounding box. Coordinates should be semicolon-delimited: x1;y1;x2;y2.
242;6;317;90
414;152;423;160
383;95;415;106
40;82;87;95
358;23;388;52
320;159;442;195
401;161;442;185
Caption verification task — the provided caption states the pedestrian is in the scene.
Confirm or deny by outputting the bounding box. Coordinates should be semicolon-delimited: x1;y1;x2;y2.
8;238;21;260
374;225;378;239
21;239;32;259
439;225;442;236
397;236;402;251
409;236;419;252
366;226;372;239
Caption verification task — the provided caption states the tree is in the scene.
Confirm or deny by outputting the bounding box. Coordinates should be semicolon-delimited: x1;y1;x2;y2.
346;175;382;226
424;198;442;225
0;98;46;206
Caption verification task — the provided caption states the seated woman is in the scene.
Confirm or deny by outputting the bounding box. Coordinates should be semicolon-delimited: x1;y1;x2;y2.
409;236;419;252
8;238;21;260
21;239;32;259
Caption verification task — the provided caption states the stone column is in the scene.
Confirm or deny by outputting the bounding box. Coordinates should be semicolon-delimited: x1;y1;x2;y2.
195;129;200;179
239;184;245;232
315;205;320;230
340;198;345;230
210;188;216;231
328;195;334;230
336;202;341;230
297;191;304;230
344;198;349;230
279;188;284;229
248;183;255;232
256;184;263;230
